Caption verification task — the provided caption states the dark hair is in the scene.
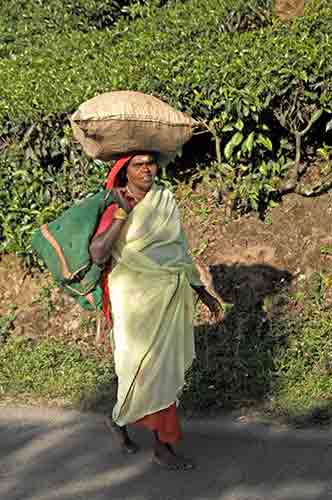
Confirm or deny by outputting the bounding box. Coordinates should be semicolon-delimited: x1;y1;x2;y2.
117;165;128;187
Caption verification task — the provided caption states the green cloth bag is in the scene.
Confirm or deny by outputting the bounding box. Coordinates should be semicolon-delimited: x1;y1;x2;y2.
31;189;115;310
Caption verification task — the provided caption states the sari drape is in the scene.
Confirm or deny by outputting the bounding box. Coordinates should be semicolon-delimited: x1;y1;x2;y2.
109;183;202;426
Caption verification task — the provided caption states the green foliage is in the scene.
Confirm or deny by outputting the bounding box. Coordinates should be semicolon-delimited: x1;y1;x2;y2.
0;336;115;405
0;0;181;58
181;272;332;420
305;0;332;16
0;0;275;120
1;0;332;257
273;307;332;418
0;123;109;257
0;0;145;46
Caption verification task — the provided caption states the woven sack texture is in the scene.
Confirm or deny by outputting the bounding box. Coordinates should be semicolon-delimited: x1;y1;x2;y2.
71;91;197;164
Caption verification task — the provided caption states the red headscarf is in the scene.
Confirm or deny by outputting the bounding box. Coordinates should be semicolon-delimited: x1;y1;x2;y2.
95;155;133;324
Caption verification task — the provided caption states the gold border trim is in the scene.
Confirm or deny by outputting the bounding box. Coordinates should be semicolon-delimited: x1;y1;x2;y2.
41;224;71;279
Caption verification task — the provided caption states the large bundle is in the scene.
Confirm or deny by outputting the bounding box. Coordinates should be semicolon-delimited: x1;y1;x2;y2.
71;91;198;165
31;190;116;311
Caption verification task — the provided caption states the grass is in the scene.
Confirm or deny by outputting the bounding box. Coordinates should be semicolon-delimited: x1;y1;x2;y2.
2;282;332;426
0;311;16;344
271;306;332;422
182;271;332;425
0;335;117;412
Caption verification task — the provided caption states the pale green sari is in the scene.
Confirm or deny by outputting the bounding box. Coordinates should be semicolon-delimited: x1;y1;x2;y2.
109;183;202;426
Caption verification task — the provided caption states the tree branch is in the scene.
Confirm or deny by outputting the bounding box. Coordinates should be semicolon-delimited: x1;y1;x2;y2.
202;121;222;164
278;109;323;195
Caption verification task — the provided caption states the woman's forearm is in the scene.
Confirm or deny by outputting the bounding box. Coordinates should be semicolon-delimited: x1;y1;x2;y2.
89;219;126;266
191;284;220;314
191;285;206;298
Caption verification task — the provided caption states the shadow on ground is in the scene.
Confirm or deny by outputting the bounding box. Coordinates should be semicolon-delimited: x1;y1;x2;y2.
182;262;293;413
1;407;332;500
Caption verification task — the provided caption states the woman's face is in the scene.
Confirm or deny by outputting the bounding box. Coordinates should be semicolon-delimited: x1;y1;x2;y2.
127;154;158;192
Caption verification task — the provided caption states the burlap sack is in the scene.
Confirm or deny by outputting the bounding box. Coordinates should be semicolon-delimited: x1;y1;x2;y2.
71;91;198;165
275;0;304;19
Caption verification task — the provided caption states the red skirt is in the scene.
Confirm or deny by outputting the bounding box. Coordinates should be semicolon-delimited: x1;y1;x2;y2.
134;403;181;443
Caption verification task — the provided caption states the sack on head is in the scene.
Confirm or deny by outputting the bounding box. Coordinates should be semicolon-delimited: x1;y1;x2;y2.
71;91;197;165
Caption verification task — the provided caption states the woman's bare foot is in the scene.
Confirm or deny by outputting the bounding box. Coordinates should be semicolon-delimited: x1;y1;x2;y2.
105;417;139;454
153;441;194;471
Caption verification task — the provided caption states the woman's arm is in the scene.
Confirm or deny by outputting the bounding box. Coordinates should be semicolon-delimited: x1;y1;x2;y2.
90;189;133;266
89;218;126;266
191;285;221;318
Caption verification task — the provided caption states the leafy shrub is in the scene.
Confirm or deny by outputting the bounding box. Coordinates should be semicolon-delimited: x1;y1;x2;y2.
0;123;109;257
1;0;146;36
305;0;332;15
0;0;273;57
0;0;179;58
0;0;331;257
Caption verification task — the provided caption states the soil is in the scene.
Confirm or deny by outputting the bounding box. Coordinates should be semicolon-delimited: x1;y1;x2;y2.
1;186;332;353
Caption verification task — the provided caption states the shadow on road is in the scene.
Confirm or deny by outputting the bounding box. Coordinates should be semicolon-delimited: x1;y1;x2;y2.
1;408;332;500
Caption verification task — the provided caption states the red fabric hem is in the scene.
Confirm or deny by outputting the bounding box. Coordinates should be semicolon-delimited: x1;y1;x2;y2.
134;403;182;444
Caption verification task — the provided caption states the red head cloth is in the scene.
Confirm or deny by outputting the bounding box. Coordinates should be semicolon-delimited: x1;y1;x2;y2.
105;155;133;189
95;155;133;328
96;155;133;235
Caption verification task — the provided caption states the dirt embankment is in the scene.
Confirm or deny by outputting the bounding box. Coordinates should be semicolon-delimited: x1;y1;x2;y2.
183;188;332;311
1;189;332;345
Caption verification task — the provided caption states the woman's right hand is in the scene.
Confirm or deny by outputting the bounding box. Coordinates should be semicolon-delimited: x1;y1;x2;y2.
112;188;132;214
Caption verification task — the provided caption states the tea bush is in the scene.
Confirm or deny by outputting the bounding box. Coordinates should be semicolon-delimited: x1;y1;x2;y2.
0;0;273;58
0;0;180;58
1;0;149;37
0;1;122;57
0;0;331;257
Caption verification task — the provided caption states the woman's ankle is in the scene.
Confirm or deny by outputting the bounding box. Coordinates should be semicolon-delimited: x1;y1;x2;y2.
105;417;139;454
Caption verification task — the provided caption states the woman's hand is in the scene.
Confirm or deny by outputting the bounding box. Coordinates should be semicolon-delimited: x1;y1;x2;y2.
112;188;132;214
192;286;222;320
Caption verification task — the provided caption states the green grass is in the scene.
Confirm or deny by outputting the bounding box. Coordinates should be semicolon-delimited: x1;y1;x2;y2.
0;336;116;411
272;306;332;421
2;273;332;425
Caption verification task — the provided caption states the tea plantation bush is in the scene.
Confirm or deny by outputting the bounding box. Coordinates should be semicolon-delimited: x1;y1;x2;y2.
0;0;273;58
0;0;171;58
1;0;151;37
305;0;332;15
0;0;331;258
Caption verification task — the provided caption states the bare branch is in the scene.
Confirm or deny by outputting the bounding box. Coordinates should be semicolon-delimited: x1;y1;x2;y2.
202;121;222;164
299;109;323;137
278;109;323;195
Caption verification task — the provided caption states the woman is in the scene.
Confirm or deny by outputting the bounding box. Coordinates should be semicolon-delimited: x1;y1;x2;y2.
90;152;220;470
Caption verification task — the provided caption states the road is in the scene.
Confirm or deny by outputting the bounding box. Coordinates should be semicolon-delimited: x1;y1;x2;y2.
1;406;332;500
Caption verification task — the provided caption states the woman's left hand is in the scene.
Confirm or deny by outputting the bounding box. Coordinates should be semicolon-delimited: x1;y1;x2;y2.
193;286;222;320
